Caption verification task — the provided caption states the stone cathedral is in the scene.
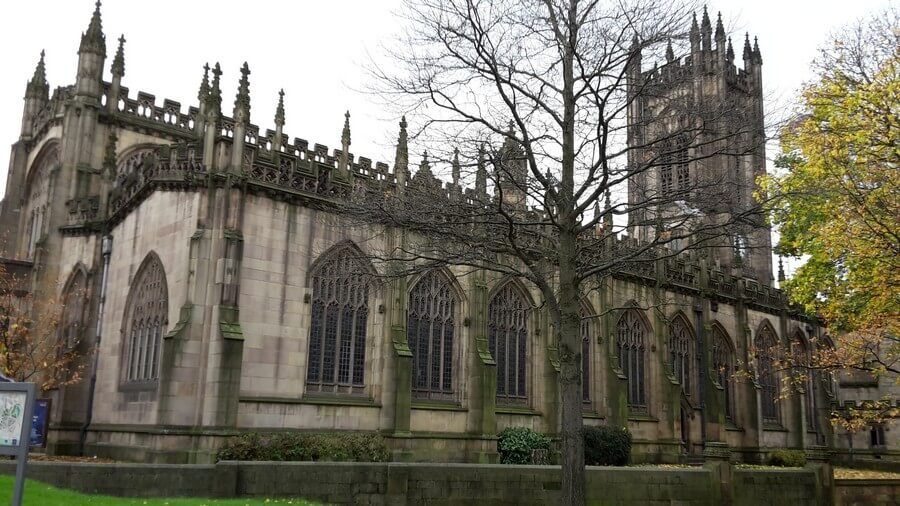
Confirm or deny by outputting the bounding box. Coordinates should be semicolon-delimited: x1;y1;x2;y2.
1;3;840;464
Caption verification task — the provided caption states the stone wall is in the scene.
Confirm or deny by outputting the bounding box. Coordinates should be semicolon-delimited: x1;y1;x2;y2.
835;479;900;506
3;460;887;505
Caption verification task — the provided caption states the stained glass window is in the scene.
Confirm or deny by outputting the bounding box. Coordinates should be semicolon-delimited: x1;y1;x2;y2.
669;315;693;397
617;310;647;412
306;246;370;394
756;324;780;424
489;283;530;405
123;254;168;383
408;270;456;401
711;325;735;422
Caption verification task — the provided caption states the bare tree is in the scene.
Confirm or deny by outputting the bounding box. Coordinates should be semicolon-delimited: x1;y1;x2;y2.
342;1;772;503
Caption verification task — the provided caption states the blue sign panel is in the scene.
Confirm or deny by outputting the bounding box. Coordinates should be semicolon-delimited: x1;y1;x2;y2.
29;398;50;447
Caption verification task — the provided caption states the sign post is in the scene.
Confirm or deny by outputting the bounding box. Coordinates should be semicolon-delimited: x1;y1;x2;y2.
0;382;37;506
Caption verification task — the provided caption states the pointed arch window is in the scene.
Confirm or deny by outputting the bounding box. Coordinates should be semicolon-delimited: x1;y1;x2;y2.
581;305;594;406
61;270;88;351
489;283;530;405
305;246;371;394
669;315;694;397
756;324;780;424
123;254;168;384
711;325;736;422
660;137;689;195
617;309;647;412
793;333;817;432
408;270;457;401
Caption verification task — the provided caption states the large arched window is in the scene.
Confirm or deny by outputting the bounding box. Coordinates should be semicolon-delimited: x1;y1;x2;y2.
305;246;371;394
711;325;736;422
61;269;88;351
581;304;594;406
489;282;530;405
756;323;780;424
617;309;647;413
122;254;168;384
669;314;694;397
22;144;58;259
660;137;689;195
793;331;817;432
408;270;457;401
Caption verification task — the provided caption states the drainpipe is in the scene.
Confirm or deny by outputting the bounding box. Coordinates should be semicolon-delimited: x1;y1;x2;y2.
79;234;112;455
694;303;707;446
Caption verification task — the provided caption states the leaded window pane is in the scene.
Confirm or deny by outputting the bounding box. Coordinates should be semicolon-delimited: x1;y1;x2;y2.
669;316;693;397
305;247;370;395
408;270;456;401
711;327;735;422
489;283;529;405
582;308;591;404
794;335;817;432
756;325;780;423
123;255;168;383
617;310;647;413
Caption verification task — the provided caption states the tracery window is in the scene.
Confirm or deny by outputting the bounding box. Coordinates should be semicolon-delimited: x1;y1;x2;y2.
794;333;817;431
23;145;58;259
756;324;780;424
582;305;593;405
408;270;457;401
617;309;647;412
61;270;88;351
123;254;168;384
489;283;530;405
711;325;736;422
660;138;689;195
669;315;693;397
305;247;371;394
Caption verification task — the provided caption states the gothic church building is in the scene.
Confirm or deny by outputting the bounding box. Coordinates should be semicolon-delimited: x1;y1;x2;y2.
0;3;834;463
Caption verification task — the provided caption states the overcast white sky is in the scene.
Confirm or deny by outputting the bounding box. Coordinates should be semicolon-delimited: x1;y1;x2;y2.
0;0;892;278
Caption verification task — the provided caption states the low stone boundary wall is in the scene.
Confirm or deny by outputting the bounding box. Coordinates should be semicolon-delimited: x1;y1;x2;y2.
0;460;874;505
835;479;900;506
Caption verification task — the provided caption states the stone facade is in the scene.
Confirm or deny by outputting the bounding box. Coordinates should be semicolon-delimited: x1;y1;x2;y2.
0;4;851;464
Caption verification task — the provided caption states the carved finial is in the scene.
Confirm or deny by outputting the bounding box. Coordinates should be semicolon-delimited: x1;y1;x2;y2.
665;39;674;62
452;148;461;186
726;37;734;62
210;62;222;112
198;63;210;102
777;256;785;282
341;110;351;149
715;12;725;43
111;34;126;78
700;6;712;49
233;62;251;121
753;36;762;64
743;33;752;62
80;0;106;57
476;142;487;195
394;116;409;183
274;89;285;127
690;12;700;51
26;50;49;100
603;190;613;227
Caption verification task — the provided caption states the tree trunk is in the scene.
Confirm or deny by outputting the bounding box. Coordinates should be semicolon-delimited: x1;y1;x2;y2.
558;227;585;506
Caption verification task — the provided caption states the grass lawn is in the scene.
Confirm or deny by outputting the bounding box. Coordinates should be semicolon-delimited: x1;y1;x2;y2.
0;476;325;506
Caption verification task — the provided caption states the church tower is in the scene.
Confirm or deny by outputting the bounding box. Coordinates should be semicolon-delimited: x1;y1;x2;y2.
626;9;772;282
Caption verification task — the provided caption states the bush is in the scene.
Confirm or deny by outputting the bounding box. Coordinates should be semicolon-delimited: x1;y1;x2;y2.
583;426;632;466
767;449;807;467
497;426;552;464
216;432;391;463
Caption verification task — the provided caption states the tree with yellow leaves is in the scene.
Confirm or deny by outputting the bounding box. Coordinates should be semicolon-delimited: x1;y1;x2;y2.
0;263;88;392
761;8;899;430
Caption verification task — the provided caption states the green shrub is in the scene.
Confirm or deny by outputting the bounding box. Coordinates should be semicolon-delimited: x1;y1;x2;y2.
583;426;632;466
767;449;806;467
216;432;390;463
497;426;552;465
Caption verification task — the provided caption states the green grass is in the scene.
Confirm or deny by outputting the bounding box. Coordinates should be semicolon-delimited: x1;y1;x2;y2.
0;475;324;506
